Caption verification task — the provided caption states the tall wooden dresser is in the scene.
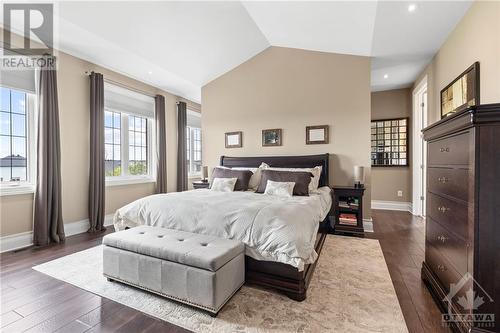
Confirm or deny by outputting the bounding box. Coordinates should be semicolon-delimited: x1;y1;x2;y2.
421;104;500;333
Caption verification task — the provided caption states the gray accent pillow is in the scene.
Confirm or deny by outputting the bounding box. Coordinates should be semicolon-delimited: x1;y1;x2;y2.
211;168;253;191
256;170;313;196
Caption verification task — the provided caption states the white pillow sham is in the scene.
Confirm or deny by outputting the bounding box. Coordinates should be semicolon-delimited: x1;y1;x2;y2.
261;164;323;193
264;180;295;198
210;177;237;192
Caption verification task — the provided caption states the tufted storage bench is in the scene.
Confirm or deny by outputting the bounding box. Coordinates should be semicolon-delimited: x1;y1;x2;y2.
102;225;245;315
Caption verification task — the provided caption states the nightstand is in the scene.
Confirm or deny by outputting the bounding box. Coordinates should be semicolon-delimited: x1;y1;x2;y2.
192;180;210;189
331;185;365;236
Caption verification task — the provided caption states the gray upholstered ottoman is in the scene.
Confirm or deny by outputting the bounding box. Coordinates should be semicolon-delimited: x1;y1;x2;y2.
102;225;245;315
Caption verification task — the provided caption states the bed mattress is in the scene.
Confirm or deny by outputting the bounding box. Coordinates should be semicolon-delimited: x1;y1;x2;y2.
113;186;332;271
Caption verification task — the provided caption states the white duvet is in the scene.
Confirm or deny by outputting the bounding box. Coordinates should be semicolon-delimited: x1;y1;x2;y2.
113;187;332;271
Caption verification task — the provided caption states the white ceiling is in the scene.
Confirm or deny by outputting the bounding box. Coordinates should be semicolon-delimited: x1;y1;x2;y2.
370;1;473;91
2;1;472;102
243;1;472;92
241;1;379;56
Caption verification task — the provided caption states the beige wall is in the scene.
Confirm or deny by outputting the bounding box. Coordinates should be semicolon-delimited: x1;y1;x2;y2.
414;0;500;124
202;46;372;218
0;31;200;236
371;88;412;202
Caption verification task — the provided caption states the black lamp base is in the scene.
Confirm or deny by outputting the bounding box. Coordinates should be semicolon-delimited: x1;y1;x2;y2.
354;182;364;189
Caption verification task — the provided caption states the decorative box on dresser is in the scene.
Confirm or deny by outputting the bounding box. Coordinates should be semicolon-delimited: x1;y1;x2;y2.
421;104;500;333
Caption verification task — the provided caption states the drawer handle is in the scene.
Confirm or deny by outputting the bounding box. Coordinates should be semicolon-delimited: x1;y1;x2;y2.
438;206;450;213
437;235;448;243
437;264;447;272
437;177;448;183
440;147;450;153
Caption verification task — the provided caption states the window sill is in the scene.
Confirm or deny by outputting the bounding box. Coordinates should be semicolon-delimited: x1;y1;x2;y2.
105;177;156;187
0;184;36;197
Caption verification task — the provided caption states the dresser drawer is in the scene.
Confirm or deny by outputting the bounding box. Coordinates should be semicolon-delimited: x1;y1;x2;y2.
427;167;469;202
428;132;470;166
427;192;469;239
425;243;471;315
426;217;468;275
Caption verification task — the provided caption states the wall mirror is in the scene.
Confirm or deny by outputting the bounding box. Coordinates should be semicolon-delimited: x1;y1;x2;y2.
371;118;409;167
441;62;480;118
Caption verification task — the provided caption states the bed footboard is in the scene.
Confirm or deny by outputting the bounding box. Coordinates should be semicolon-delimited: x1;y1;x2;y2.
244;220;328;301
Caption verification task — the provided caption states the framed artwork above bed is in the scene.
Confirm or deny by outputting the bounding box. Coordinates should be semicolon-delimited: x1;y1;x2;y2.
306;125;329;144
225;131;242;148
262;128;282;146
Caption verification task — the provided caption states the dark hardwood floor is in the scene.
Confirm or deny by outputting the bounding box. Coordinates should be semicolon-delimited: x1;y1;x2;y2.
1;210;449;332
0;229;189;333
369;209;451;333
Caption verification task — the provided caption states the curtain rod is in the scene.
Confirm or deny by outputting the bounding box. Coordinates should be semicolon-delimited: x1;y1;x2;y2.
85;71;156;98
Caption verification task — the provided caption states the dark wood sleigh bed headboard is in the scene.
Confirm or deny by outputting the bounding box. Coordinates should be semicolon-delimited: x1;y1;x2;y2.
220;153;330;187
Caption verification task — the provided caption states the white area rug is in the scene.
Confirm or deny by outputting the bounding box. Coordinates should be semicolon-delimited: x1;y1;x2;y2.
33;235;408;332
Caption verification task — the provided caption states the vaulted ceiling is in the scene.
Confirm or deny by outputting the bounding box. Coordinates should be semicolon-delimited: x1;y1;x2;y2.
3;1;472;103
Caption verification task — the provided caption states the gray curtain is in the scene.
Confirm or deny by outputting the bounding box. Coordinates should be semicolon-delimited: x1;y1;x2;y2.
155;95;167;193
88;72;106;232
33;56;65;246
177;101;188;191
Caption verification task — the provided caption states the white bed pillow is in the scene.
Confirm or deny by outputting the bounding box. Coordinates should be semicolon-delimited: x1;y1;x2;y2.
231;162;267;190
261;165;322;193
210;177;237;192
264;180;295;198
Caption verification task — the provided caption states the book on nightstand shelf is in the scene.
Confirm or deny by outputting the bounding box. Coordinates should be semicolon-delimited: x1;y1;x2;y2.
339;201;350;209
339;213;357;225
338;199;359;211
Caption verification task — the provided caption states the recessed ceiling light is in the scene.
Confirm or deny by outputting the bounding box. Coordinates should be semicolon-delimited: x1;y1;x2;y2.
148;71;153;75
408;4;417;12
383;74;389;79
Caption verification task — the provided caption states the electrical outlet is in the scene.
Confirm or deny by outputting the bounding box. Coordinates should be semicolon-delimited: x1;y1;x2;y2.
397;190;403;197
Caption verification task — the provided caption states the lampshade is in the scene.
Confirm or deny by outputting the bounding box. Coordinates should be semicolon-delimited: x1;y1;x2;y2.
354;166;365;184
202;166;208;179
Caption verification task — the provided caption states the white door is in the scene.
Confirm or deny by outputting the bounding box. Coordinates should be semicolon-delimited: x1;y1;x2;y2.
412;79;427;217
420;91;427;217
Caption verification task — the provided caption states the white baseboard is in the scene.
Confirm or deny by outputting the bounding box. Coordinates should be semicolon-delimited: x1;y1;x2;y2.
0;214;114;253
363;218;374;233
0;231;34;253
371;200;413;213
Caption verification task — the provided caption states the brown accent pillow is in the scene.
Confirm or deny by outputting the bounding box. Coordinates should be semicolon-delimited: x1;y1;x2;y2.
211;168;253;191
256;170;313;196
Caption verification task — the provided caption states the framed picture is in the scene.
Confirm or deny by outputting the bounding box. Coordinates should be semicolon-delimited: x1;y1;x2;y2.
225;131;242;148
306;125;329;144
262;128;282;146
440;62;480;118
370;117;409;167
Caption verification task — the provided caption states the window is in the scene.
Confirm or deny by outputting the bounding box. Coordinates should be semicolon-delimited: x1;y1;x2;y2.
128;115;148;176
186;110;202;177
104;83;155;185
104;111;122;176
187;127;202;176
0;86;36;192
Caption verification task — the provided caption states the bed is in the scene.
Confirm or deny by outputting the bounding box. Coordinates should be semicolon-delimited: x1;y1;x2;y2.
113;154;331;301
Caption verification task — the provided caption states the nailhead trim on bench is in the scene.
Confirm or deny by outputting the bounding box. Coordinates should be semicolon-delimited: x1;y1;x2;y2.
103;273;244;314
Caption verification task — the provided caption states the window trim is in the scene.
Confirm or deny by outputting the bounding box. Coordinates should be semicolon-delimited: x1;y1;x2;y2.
0;89;37;196
104;107;156;186
105;176;156;187
187;126;202;178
